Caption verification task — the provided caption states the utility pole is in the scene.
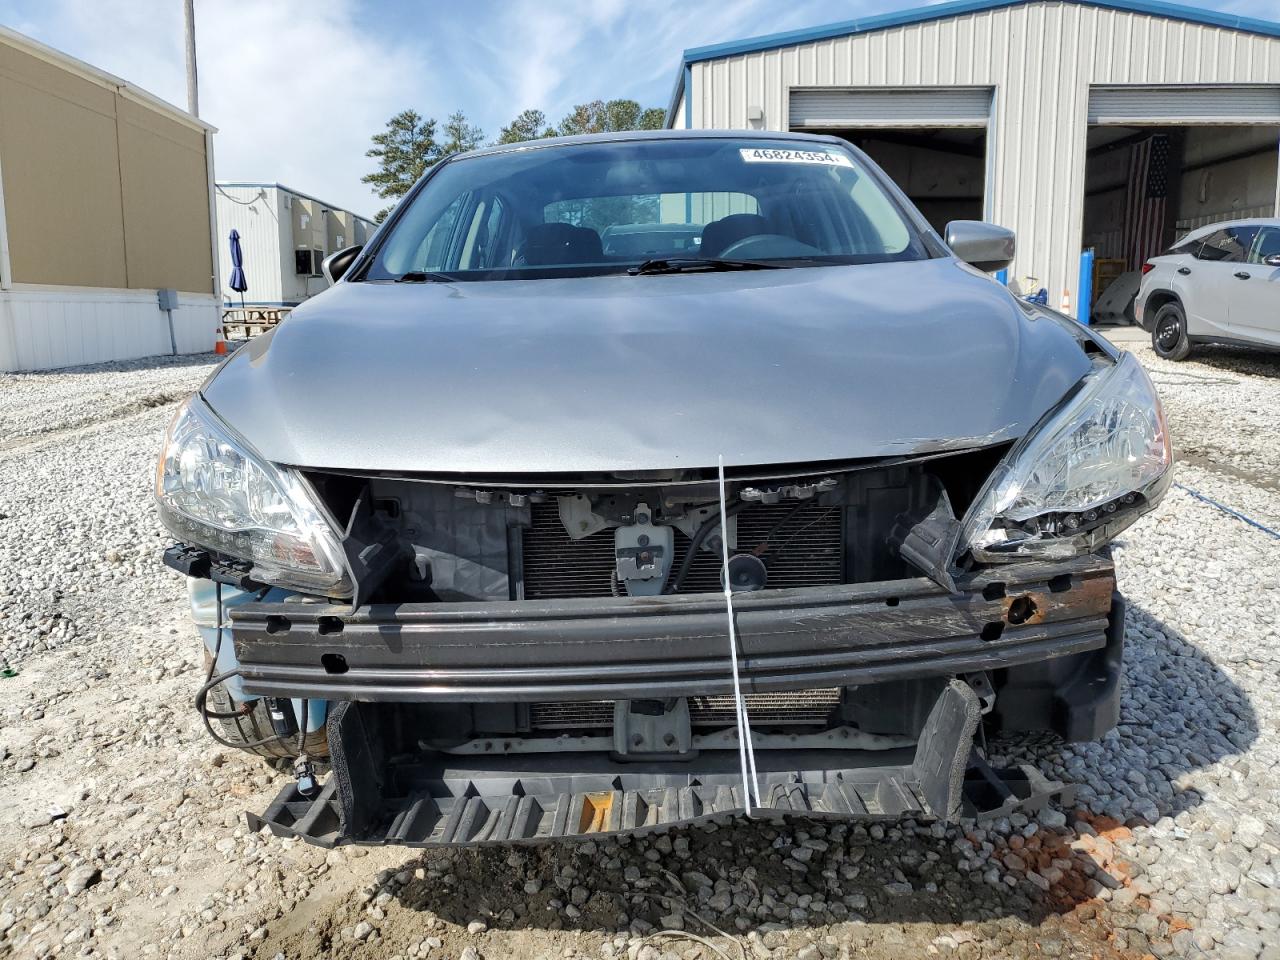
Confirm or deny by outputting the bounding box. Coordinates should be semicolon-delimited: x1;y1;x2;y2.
183;0;199;116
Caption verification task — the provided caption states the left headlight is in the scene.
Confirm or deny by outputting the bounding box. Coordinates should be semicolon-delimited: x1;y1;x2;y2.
155;396;353;596
959;350;1172;562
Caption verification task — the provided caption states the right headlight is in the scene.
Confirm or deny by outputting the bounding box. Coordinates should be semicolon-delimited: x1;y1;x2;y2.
959;350;1172;562
155;396;353;596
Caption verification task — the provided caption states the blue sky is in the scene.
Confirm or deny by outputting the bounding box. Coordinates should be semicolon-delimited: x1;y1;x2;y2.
1;0;1276;216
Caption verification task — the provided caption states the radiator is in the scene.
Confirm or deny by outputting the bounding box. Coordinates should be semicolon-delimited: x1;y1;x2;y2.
529;689;842;730
521;499;844;600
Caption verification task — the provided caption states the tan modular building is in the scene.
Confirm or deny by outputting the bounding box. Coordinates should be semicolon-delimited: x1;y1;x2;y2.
215;183;375;307
0;26;219;372
665;0;1280;321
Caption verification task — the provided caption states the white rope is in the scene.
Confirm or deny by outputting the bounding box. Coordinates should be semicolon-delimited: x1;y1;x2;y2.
718;455;761;812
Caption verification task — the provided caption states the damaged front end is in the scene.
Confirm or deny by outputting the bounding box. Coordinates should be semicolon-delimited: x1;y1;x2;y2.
171;445;1122;847
158;340;1170;849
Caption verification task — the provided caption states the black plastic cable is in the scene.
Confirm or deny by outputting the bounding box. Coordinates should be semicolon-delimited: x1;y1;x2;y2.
195;668;295;750
297;697;309;757
194;584;295;750
665;501;747;594
748;501;809;555
198;582;248;720
765;505;839;556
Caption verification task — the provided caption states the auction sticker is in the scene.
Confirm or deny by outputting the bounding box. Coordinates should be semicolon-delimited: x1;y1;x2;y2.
739;147;853;167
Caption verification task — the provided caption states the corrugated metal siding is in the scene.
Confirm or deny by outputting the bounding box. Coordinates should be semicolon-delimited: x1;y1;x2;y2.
277;190;305;304
215;185;285;305
1177;202;1275;231
789;87;992;127
688;2;1280;312
0;288;217;372
1088;85;1280;123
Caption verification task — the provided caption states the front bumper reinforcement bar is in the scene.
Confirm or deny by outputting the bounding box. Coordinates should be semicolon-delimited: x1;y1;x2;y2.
231;556;1115;702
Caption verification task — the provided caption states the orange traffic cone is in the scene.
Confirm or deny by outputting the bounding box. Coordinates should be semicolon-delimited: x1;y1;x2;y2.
1060;287;1072;315
214;324;228;355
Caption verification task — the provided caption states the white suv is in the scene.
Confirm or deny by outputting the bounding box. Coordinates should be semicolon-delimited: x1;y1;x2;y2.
1136;218;1280;360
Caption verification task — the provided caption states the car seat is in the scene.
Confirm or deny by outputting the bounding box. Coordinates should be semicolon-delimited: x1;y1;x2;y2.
521;223;604;265
700;214;770;257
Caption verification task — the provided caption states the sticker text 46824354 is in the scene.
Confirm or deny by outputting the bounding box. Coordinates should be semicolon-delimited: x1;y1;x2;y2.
738;147;854;167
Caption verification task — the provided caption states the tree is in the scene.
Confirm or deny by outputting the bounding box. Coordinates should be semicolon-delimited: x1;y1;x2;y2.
495;99;667;148
362;110;439;208
556;99;609;136
498;108;552;144
601;99;643;132
553;98;665;137
441;110;485;155
363;108;485;221
638;107;666;130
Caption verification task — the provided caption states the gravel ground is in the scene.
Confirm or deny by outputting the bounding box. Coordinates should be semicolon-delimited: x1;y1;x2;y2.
1;339;1278;960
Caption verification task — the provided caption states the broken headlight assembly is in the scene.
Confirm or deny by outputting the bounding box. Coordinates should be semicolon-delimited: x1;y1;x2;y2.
960;350;1172;562
155;397;352;596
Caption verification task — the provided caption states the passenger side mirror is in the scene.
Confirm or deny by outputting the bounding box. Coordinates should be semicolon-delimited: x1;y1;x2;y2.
1264;253;1280;268
321;245;363;285
944;221;1016;273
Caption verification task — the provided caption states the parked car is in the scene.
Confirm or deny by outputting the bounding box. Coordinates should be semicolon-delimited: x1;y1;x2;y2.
1137;217;1280;360
155;131;1172;848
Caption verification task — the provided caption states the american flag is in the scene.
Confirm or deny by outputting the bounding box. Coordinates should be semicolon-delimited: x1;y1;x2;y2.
1123;135;1170;270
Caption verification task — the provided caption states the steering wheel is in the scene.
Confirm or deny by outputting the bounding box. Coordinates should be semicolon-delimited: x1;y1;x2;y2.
718;234;823;259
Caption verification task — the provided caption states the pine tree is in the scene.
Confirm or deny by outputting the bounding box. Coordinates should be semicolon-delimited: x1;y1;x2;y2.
441;110;485;155
553;99;666;136
497;108;552;144
363;109;485;221
361;110;440;204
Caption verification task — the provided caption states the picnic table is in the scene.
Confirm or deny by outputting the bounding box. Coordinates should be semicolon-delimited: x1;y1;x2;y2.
222;306;292;340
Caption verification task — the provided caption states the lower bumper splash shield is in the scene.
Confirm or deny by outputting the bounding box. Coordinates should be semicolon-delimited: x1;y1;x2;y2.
246;680;1073;849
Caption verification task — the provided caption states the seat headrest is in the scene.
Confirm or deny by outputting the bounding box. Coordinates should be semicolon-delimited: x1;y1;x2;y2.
700;213;769;257
523;222;604;266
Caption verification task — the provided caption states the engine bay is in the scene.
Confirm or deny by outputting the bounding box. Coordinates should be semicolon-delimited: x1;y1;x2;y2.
306;446;1008;605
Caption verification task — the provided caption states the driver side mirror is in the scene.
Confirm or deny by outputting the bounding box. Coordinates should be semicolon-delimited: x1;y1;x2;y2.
944;221;1016;273
1264;253;1280;268
321;245;363;285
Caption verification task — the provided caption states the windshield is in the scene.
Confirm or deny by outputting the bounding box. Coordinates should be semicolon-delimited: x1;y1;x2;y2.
363;137;932;281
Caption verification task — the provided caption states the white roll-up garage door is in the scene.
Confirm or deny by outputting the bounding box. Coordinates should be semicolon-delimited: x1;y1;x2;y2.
1088;86;1280;125
788;87;992;129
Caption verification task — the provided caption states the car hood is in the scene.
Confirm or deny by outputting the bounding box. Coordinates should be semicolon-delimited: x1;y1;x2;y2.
203;259;1094;474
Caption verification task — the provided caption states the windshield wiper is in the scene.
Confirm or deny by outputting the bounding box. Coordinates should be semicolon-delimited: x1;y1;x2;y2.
395;270;456;283
627;257;787;276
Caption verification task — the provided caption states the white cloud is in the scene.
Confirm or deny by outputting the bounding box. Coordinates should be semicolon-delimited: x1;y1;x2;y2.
0;0;1102;218
5;0;423;216
439;0;884;133
8;0;1277;216
195;0;425;217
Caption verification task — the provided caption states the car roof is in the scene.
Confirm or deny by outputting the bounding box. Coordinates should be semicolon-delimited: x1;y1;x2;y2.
459;128;847;161
1183;217;1280;240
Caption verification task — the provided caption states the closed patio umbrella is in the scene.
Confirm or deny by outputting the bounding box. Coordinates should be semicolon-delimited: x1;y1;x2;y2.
228;229;248;307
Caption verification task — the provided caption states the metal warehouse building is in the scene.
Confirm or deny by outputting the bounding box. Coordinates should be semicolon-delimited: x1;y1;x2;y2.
666;0;1280;319
215;183;375;307
0;27;218;372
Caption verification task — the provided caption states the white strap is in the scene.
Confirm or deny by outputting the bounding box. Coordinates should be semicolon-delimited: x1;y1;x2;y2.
718;455;761;812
